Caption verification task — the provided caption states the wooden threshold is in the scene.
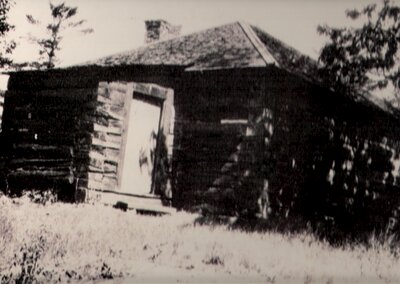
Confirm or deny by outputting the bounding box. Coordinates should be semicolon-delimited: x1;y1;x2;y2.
86;189;176;215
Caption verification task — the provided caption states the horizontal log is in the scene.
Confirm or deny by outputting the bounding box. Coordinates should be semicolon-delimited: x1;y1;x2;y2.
175;158;233;168
11;144;73;159
108;82;132;94
77;130;121;145
104;162;117;173
103;176;118;188
103;148;120;164
11;163;73;170
78;172;118;185
220;119;248;125
88;165;103;172
103;172;117;179
92;137;120;150
97;93;111;105
13;143;73;151
178;136;243;147
81;114;108;127
174;152;243;163
9;158;72;167
98;82;108;89
6;88;97;100
106;133;122;145
77;148;120;165
8;169;73;177
93;131;107;142
109;104;126;116
7;65;184;90
39;88;96;100
7;176;76;189
4;104;95;121
176;98;251;110
3;130;76;146
11;102;95;114
88;172;104;181
86;178;117;191
86;179;105;190
93;131;122;145
76;140;89;149
4;92;34;106
86;100;126;115
98;88;127;107
88;150;105;170
177;121;248;130
6;119;79;131
173;149;241;160
109;118;124;129
175;122;246;136
93;123;122;135
95;106;124;121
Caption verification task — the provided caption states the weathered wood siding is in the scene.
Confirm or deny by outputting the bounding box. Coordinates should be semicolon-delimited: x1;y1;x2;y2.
2;87;98;200
76;82;133;198
4;64;400;235
273;75;400;235
3;66;180;203
171;68;268;211
170;66;400;236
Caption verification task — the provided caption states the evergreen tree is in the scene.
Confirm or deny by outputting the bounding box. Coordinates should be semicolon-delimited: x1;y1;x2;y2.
0;0;15;68
26;2;93;69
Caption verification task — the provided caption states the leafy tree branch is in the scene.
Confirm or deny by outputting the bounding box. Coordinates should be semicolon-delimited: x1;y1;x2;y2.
318;0;400;100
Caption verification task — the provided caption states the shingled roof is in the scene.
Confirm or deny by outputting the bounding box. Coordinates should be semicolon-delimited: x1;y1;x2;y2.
80;22;399;117
84;22;318;77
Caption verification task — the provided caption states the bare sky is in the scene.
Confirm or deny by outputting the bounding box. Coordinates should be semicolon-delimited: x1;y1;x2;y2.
8;0;380;68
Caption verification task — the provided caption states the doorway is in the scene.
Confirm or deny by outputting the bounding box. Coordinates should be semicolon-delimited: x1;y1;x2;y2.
120;98;162;196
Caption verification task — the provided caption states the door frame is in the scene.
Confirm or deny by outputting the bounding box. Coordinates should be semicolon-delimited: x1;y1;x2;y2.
118;82;174;197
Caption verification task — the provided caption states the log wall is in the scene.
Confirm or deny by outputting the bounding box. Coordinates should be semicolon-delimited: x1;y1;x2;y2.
1;87;98;200
171;68;269;211
258;69;400;237
2;65;181;201
171;67;400;238
4;64;400;237
75;82;133;198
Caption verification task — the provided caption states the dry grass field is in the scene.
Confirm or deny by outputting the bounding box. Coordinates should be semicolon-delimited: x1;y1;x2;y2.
1;195;400;283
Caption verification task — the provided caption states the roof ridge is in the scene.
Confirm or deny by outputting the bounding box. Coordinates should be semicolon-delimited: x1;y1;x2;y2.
238;21;279;67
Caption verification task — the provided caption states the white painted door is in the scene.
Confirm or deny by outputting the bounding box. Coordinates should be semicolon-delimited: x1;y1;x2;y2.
120;99;161;195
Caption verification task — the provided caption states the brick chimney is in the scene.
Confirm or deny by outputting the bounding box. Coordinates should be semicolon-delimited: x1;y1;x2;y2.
145;20;181;44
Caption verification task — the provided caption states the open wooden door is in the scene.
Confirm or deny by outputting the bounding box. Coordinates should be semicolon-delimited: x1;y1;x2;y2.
120;97;162;195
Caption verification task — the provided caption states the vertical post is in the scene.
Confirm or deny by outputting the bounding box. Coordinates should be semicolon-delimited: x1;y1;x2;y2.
116;83;134;189
151;88;174;198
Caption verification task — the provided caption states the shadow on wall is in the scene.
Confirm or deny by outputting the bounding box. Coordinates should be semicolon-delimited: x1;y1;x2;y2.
196;99;400;243
304;119;400;242
139;129;172;205
199;107;272;219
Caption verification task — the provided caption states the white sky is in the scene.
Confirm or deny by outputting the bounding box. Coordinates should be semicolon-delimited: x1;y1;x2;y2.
0;0;383;89
9;0;382;65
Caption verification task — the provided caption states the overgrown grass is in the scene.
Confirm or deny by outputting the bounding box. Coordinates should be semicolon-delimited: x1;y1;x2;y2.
1;195;400;283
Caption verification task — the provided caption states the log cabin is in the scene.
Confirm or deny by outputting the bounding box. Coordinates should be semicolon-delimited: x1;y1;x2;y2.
2;21;400;231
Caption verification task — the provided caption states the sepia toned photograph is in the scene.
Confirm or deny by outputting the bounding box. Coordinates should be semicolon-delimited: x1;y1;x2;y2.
1;0;400;283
